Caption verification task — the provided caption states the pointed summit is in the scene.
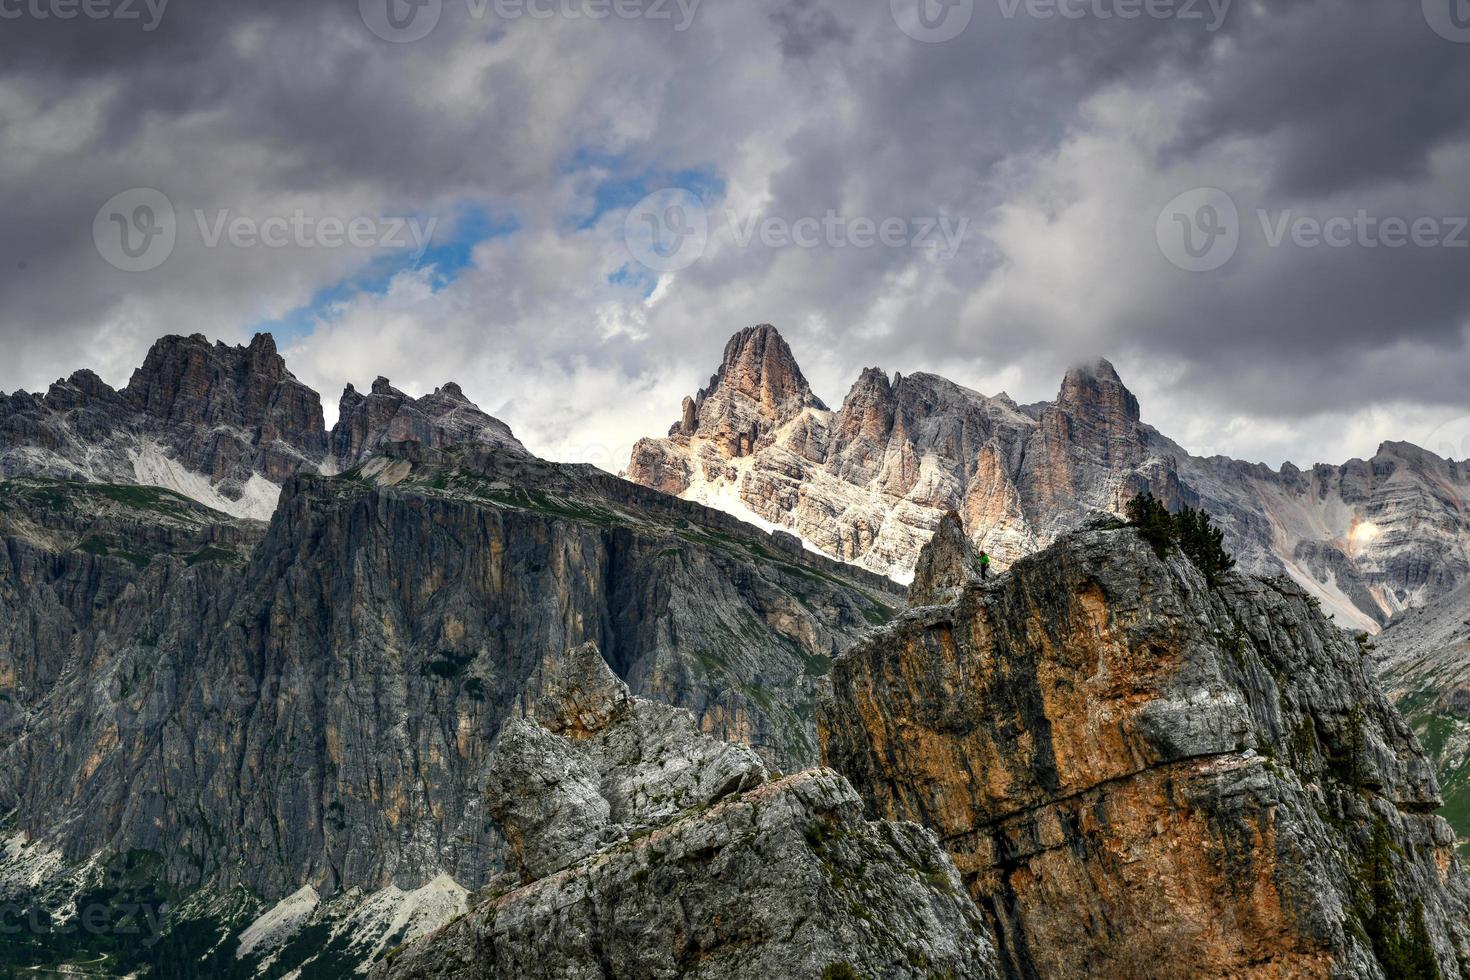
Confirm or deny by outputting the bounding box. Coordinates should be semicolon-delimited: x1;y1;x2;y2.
1056;358;1140;424
672;324;827;458
908;511;980;605
705;324;827;415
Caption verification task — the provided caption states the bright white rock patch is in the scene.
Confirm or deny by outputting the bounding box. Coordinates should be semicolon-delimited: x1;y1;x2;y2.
237;885;320;960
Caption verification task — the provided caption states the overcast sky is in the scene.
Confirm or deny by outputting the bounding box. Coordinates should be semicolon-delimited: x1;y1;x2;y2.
3;0;1469;470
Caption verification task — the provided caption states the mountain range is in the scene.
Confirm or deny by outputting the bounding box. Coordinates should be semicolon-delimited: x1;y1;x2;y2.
0;333;521;521
2;328;1470;977
629;324;1470;632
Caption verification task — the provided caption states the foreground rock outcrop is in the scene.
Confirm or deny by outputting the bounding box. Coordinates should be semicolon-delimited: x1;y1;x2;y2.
821;515;1470;978
629;324;1470;630
486;640;768;881
376;642;999;980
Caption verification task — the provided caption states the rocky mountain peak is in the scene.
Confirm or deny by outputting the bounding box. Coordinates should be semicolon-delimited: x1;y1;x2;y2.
329;374;524;467
707;323;826;411
627;328;1470;628
518;641;633;739
831;366;898;446
120;332;323;436
42;369;123;411
1056;357;1140;423
245;331;278;358
846;365;894;401
908;510;979;605
655;324;830;460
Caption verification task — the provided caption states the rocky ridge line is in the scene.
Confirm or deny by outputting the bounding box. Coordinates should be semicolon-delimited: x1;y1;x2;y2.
628;324;1470;631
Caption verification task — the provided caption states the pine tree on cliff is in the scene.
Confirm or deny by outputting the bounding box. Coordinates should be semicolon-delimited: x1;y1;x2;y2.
1175;504;1236;587
1125;492;1176;557
1125;493;1235;588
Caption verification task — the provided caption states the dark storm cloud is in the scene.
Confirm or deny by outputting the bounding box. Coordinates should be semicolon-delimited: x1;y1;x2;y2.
0;0;1467;466
1170;0;1470;198
768;0;852;59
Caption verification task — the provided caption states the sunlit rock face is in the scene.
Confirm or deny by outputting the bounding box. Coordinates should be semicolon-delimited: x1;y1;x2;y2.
629;324;1470;630
820;521;1470;979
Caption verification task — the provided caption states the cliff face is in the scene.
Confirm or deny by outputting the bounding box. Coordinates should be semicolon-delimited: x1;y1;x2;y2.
628;325;1470;631
0;443;899;959
1377;579;1470;859
374;641;998;980
820;514;1470;979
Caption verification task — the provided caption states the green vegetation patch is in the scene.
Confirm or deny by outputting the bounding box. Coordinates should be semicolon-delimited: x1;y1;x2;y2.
1126;492;1236;587
75;535;153;568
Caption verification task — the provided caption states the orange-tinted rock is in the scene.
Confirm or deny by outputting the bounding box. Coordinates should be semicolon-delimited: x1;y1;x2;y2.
821;520;1470;978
